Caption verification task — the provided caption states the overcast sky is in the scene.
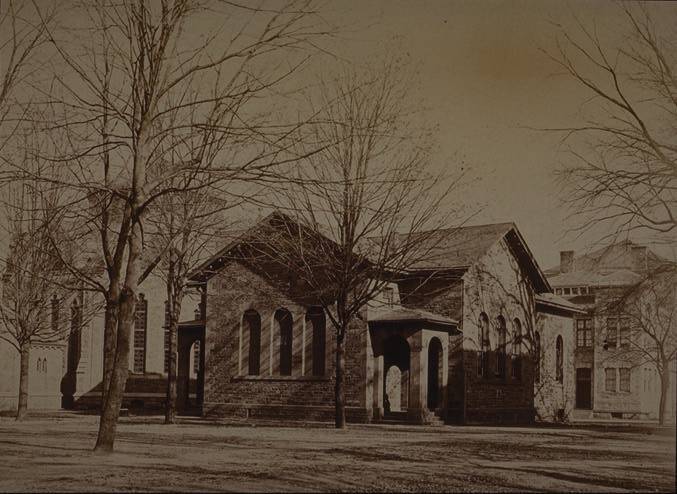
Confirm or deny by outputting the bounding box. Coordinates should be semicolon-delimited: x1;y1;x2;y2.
315;0;677;268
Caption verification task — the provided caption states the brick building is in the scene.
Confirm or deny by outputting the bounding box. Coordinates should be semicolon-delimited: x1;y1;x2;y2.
546;241;677;421
182;212;581;425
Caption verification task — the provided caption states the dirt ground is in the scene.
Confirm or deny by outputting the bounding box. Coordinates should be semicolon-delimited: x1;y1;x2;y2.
0;414;675;492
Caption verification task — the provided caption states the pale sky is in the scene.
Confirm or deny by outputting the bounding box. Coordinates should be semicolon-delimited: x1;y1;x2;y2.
314;0;677;268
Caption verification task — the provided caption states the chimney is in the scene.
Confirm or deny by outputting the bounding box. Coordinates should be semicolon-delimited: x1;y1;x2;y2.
560;250;575;274
630;245;648;272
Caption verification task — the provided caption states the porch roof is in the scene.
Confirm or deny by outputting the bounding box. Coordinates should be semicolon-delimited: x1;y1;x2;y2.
368;306;459;328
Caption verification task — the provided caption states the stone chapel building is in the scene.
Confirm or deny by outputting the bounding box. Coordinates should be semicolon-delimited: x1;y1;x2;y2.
179;212;581;425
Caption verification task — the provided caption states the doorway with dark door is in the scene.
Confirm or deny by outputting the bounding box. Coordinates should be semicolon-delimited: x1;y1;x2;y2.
575;367;592;409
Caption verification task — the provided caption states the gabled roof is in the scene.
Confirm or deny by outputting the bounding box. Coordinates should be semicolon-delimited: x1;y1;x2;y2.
535;293;587;314
385;222;551;293
188;212;551;293
545;240;668;276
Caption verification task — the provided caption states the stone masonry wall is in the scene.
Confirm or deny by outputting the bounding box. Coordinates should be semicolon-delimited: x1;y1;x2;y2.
203;260;370;422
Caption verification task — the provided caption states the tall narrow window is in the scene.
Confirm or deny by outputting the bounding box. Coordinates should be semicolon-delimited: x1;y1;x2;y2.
555;335;563;383
576;318;593;348
133;293;148;373
275;309;293;376
534;331;541;383
68;298;82;374
496;316;507;378
511;318;522;380
619;368;631;392
244;309;261;375
478;313;490;378
307;307;326;376
605;368;616;392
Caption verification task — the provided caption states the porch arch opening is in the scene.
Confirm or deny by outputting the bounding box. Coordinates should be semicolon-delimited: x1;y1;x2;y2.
383;335;410;413
427;337;444;411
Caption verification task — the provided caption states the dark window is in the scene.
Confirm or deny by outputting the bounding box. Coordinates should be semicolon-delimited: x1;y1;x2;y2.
307;307;326;376
133;294;148;373
534;331;541;383
563;287;571;295
478;313;490;378
576;318;593;348
496;316;507;379
511;318;522;380
605;368;616;392
244;309;261;375
619;368;631;392
555;335;564;383
275;309;293;376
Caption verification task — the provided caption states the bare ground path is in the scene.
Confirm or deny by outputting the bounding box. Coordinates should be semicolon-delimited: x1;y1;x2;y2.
0;414;674;492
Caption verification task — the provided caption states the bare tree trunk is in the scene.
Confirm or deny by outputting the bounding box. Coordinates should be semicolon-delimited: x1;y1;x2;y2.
658;367;669;426
165;251;177;424
16;343;30;421
101;288;119;407
335;328;346;429
94;223;141;453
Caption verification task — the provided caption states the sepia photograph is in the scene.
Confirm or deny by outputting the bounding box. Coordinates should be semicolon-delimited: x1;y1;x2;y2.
0;0;675;491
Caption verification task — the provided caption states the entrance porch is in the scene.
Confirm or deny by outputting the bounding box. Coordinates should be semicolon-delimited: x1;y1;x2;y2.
368;307;459;424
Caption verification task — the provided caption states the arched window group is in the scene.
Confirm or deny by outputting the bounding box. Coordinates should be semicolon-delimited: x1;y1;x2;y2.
241;306;326;377
36;357;47;373
555;335;563;383
478;312;524;382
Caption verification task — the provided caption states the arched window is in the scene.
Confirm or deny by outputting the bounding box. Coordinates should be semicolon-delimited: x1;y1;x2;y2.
556;335;564;383
511;318;522;380
477;313;490;378
534;331;541;383
306;307;326;376
42;358;47;373
37;358;42;372
496;316;507;378
243;309;261;375
274;309;293;376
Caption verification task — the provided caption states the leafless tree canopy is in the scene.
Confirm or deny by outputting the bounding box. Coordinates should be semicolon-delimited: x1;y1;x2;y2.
547;5;677;240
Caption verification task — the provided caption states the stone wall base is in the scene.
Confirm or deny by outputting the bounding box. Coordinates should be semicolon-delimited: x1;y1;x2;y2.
203;402;371;423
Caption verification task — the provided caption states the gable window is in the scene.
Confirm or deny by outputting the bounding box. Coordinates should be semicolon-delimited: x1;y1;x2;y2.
511;318;522;381
605;368;616;392
555;335;563;383
307;307;326;376
563;287;571;295
133;293;148;373
576;318;593;348
619;368;631;392
477;313;490;378
275;309;293;376
496;316;507;379
243;309;262;375
382;287;395;308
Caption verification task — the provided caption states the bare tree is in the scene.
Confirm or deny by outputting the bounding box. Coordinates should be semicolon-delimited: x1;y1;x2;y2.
4;0;327;452
147;171;239;424
248;59;462;428
0;144;94;420
602;264;677;425
545;4;677;239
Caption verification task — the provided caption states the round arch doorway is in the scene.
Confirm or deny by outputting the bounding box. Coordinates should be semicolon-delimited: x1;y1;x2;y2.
383;335;410;413
427;337;444;411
